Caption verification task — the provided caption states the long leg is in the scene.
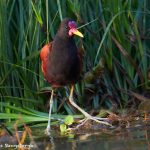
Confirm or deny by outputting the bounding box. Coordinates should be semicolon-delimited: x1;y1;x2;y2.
45;89;54;135
69;85;111;126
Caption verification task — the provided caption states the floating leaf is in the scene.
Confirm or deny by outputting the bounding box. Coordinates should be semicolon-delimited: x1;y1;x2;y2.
64;115;74;125
60;124;67;133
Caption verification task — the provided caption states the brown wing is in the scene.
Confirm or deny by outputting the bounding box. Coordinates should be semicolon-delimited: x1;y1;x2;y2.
40;42;52;81
40;42;52;61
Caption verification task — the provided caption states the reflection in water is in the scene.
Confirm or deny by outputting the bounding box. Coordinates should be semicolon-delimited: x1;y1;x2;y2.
34;124;150;150
49;136;55;150
145;127;150;149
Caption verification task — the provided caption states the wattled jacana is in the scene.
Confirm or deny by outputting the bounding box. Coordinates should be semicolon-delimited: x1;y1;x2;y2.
40;18;110;134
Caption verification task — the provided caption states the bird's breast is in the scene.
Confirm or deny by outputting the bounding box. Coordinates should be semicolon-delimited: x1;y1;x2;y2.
47;40;80;85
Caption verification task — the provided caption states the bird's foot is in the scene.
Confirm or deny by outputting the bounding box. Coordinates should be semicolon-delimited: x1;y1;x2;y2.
78;115;111;127
67;119;88;131
85;115;111;126
67;115;112;131
45;125;51;135
78;112;112;126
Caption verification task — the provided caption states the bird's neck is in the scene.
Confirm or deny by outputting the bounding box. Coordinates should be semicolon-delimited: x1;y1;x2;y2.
55;33;73;40
54;34;75;47
51;35;77;56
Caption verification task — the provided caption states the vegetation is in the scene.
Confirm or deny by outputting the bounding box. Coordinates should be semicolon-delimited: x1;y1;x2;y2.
0;0;150;129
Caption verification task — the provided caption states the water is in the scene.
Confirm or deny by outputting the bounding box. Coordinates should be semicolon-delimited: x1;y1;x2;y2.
0;122;150;150
33;124;150;150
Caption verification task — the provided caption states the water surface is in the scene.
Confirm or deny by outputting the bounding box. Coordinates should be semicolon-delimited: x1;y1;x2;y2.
33;124;150;150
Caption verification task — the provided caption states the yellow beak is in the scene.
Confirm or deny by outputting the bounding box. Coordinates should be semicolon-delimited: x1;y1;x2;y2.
69;28;84;38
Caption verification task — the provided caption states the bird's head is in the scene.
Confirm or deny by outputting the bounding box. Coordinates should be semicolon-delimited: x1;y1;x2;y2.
56;18;84;38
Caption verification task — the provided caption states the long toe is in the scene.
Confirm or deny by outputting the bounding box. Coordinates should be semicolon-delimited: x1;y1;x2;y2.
79;111;111;126
84;115;112;126
67;116;112;131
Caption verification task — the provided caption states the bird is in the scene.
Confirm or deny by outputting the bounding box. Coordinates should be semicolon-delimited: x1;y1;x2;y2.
40;18;110;134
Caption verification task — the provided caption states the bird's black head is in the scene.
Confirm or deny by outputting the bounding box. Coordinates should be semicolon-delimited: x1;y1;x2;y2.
56;18;83;39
